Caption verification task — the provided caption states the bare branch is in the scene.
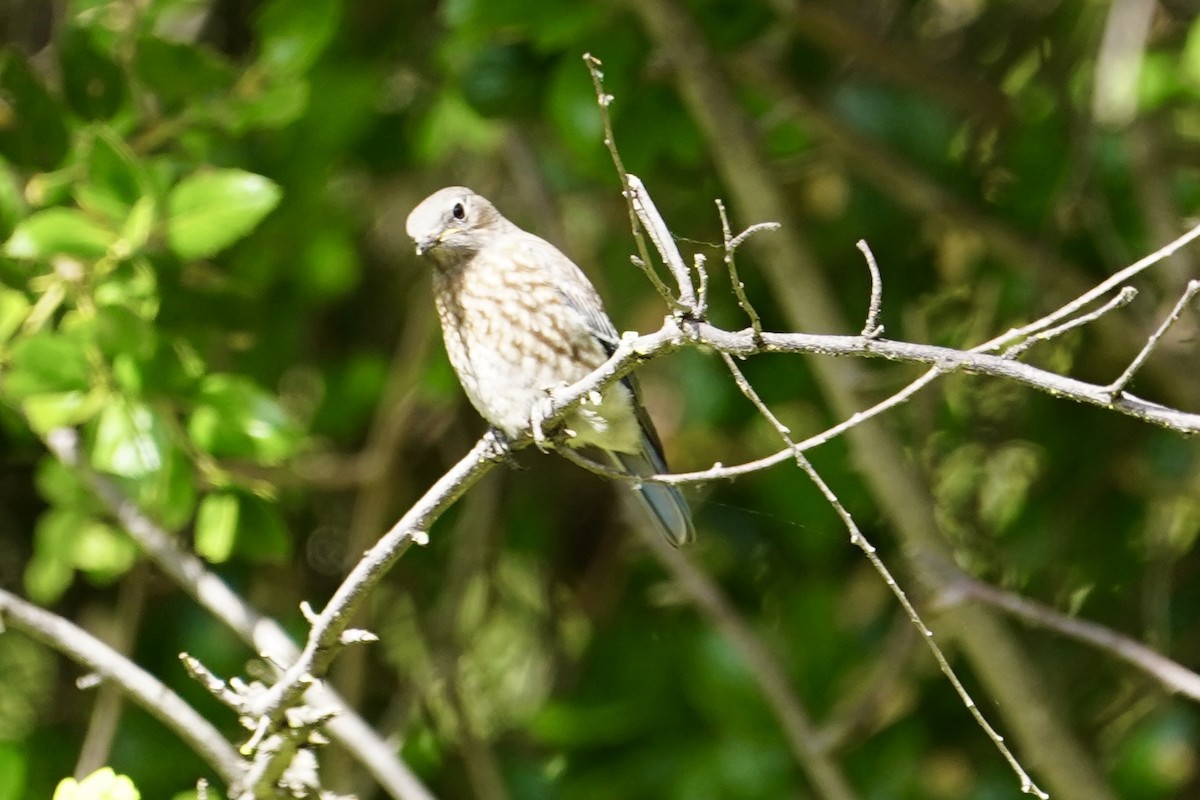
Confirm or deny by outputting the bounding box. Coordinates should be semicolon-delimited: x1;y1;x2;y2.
1105;279;1200;397
41;429;439;800
693;252;709;317
628;174;697;307
0;587;243;784
1003;286;1138;359
945;576;1200;702
856;240;884;338
978;221;1200;352
583;53;687;309
717;198;765;336
794;455;1048;799
247;433;506;724
718;352;1048;798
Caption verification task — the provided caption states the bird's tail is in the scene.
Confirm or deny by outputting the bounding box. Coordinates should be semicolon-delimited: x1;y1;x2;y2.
608;439;695;547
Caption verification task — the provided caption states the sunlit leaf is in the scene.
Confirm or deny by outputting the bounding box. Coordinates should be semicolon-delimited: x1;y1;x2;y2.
74;519;138;583
0;285;29;344
194;491;239;562
90;401;170;478
75;130;147;223
4;331;92;397
4;207;118;259
53;767;140;800
187;373;301;462
167;169;281;259
23;389;107;433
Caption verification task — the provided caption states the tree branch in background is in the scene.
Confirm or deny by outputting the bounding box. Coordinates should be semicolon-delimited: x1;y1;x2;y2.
943;575;1200;701
42;429;438;800
0;588;243;785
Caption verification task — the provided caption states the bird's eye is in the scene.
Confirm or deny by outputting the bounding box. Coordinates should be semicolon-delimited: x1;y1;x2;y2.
452;202;465;220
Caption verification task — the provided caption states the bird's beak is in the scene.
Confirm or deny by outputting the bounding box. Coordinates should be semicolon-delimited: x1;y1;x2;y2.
414;234;441;256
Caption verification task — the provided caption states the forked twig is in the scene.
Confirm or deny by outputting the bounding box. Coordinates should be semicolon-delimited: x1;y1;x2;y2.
717;198;770;336
1105;280;1200;397
584;53;691;309
1003;286;1137;359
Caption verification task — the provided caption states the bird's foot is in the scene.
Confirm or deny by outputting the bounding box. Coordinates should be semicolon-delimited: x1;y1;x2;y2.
530;395;557;453
484;427;523;469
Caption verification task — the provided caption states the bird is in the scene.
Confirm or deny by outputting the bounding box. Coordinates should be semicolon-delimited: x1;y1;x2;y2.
405;186;695;546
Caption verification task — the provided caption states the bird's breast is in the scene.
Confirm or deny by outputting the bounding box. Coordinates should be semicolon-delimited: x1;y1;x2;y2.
433;259;611;438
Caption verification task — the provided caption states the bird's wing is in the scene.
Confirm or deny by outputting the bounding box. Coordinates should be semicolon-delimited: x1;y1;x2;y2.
511;233;672;464
512;233;621;348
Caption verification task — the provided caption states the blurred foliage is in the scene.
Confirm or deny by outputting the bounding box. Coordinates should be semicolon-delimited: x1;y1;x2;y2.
0;0;1199;798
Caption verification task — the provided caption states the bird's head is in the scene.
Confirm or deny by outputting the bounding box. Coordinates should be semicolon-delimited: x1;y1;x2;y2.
405;186;505;265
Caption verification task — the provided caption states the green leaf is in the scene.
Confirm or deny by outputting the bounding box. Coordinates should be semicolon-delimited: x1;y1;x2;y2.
4;331;93;398
0;743;27;800
23;389;106;433
187;374;301;462
120;196;156;253
35;456;100;511
256;0;340;76
94;303;155;360
75;130;148;223
132;36;235;109
130;443;197;531
4;207;118;259
167;169;282;259
90;401;170;478
0;285;30;344
1182;18;1200;88
232;493;291;562
194;490;290;563
227;77;310;131
0;51;70;170
73;519;138;583
194;491;239;562
60;25;127;120
26;508;84;603
28;507;138;603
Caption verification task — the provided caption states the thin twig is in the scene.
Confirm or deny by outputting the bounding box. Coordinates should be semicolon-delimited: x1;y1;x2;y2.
717;198;765;337
977;221;1200;352
1003;286;1137;359
805;459;1047;799
856;240;884;338
716;352;1048;798
694;252;709;317
583;53;682;309
1105;279;1200;397
75;563;149;777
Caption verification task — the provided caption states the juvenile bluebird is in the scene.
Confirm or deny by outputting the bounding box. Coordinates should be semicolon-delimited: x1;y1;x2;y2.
405;186;695;546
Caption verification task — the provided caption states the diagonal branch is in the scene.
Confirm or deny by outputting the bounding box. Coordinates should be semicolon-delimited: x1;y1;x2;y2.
0;587;243;784
42;428;439;800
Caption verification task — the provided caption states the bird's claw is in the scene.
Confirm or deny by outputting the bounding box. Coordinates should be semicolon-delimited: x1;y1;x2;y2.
530;395;556;454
